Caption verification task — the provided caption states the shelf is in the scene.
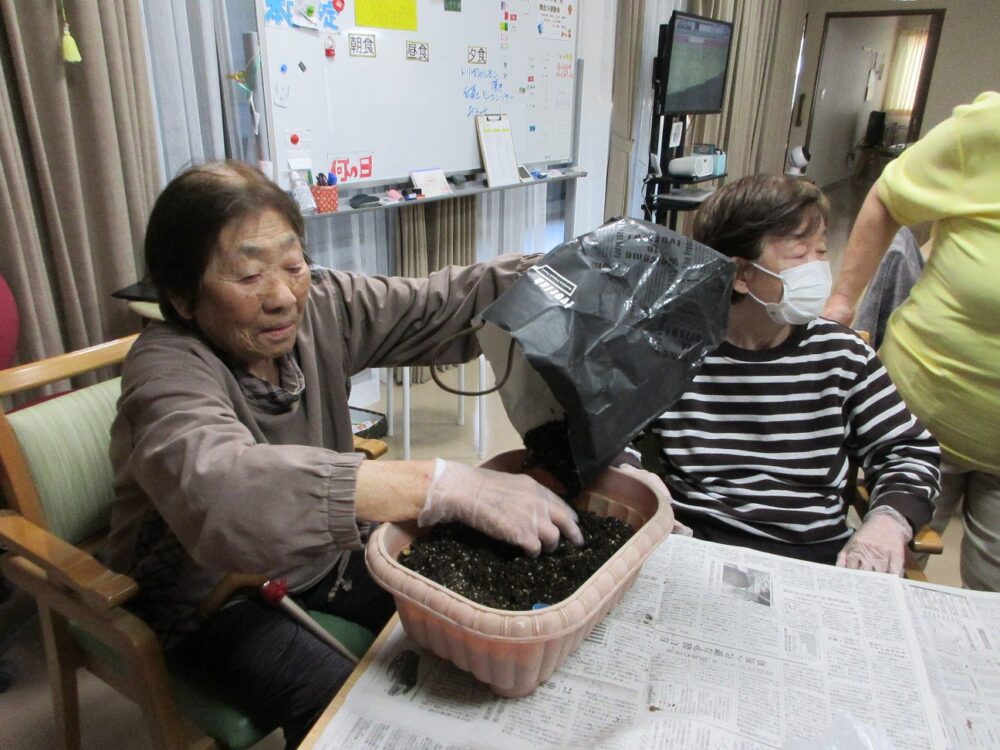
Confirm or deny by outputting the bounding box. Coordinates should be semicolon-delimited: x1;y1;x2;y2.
652;191;714;209
304;169;588;219
646;172;726;187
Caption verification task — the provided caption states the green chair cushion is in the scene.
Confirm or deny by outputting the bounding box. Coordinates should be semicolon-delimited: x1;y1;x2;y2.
6;378;121;545
72;610;374;750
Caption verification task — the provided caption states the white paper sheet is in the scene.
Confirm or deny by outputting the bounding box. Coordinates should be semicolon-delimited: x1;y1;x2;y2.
475;114;521;187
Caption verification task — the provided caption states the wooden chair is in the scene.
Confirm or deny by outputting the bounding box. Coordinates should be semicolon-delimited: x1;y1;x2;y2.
0;335;385;749
853;330;943;581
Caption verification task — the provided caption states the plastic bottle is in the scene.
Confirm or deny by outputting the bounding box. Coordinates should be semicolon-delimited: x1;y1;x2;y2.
290;171;316;215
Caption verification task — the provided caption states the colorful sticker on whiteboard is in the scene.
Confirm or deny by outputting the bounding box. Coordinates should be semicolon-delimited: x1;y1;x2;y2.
264;0;341;30
537;1;573;40
263;0;293;26
405;41;429;62
318;1;342;31
444;0;461;11
330;154;374;182
291;0;319;29
349;34;376;57
355;0;417;31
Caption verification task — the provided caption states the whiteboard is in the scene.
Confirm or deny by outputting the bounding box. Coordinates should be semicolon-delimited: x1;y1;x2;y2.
257;0;579;188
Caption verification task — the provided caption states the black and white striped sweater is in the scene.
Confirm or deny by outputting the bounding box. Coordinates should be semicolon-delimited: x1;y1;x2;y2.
643;318;940;548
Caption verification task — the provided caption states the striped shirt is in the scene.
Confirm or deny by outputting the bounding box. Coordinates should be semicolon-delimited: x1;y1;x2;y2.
642;319;940;549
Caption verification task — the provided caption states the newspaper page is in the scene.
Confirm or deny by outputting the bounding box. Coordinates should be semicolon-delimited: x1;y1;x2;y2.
313;535;948;749
902;581;1000;748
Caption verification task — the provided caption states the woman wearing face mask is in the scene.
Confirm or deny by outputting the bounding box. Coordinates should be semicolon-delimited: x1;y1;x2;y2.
632;174;940;573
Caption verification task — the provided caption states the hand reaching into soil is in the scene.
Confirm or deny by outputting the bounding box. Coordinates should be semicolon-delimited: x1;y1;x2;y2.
522;465;567;497
419;460;584;557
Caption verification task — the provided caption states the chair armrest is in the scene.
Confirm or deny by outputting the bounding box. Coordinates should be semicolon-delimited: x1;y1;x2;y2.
353;437;388;460
0;511;137;609
912;526;944;555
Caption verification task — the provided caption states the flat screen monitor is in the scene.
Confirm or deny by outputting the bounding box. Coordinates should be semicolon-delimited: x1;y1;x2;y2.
658;12;733;115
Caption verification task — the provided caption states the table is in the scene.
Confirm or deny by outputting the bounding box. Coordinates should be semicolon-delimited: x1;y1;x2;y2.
298;616;400;749
296;534;1000;749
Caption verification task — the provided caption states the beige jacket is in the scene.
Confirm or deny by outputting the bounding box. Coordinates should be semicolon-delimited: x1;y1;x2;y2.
107;255;534;646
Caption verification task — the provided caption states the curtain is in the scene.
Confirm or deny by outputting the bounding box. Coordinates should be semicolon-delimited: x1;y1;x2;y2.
395;198;478;384
140;0;226;182
0;0;160;375
686;0;806;187
605;0;647;219
476;182;548;261
883;30;928;116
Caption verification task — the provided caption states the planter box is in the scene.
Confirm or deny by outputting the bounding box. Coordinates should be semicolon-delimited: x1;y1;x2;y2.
365;450;674;697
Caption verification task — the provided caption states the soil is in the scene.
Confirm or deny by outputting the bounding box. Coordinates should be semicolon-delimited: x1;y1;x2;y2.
522;419;581;498
398;511;635;610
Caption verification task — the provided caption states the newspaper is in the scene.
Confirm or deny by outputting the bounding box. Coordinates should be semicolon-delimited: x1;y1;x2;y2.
312;535;998;749
902;581;1000;747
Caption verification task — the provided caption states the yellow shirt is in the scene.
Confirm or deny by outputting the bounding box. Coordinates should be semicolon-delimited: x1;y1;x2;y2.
877;91;1000;472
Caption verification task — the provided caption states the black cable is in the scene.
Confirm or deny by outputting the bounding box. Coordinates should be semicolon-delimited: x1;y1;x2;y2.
428;321;518;396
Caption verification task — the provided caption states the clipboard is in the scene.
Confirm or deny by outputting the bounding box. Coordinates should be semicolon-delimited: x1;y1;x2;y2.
475;114;521;187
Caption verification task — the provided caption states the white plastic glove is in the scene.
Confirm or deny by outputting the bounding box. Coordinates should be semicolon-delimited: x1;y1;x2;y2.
419;459;584;557
836;506;913;576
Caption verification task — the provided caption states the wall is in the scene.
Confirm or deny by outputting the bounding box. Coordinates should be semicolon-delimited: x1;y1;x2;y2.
806;15;896;187
788;0;1000;163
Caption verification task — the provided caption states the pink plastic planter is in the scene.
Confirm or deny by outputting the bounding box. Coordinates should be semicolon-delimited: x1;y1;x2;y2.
365;450;675;697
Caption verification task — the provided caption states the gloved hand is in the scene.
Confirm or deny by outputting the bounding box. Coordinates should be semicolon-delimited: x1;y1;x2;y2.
836;506;913;576
419;459;584;557
615;464;692;537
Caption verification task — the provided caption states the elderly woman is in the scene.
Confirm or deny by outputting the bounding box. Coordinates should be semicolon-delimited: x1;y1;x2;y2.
107;161;581;747
635;174;941;574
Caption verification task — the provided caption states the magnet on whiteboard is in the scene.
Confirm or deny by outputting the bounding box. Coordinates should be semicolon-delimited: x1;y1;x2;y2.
290;133;300;145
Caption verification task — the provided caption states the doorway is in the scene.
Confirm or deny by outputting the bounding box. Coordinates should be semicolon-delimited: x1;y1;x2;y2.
802;10;943;189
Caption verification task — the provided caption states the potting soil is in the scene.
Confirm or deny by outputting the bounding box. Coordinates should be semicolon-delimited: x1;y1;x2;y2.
398;511;634;610
521;419;581;499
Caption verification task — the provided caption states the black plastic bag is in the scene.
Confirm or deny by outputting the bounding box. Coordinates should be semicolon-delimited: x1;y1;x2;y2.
477;216;733;494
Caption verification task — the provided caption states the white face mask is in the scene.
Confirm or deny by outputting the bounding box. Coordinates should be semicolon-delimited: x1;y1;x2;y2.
747;260;832;325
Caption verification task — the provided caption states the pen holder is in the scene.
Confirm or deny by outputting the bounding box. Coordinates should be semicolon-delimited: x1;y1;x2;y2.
310;185;339;213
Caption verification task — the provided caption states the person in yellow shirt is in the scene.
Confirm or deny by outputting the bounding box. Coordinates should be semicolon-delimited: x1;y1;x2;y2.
825;91;1000;590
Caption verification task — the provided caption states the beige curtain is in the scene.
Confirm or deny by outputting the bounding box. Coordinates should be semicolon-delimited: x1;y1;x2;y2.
394;196;477;383
884;29;928;116
604;0;646;219
0;0;159;372
686;0;806;183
